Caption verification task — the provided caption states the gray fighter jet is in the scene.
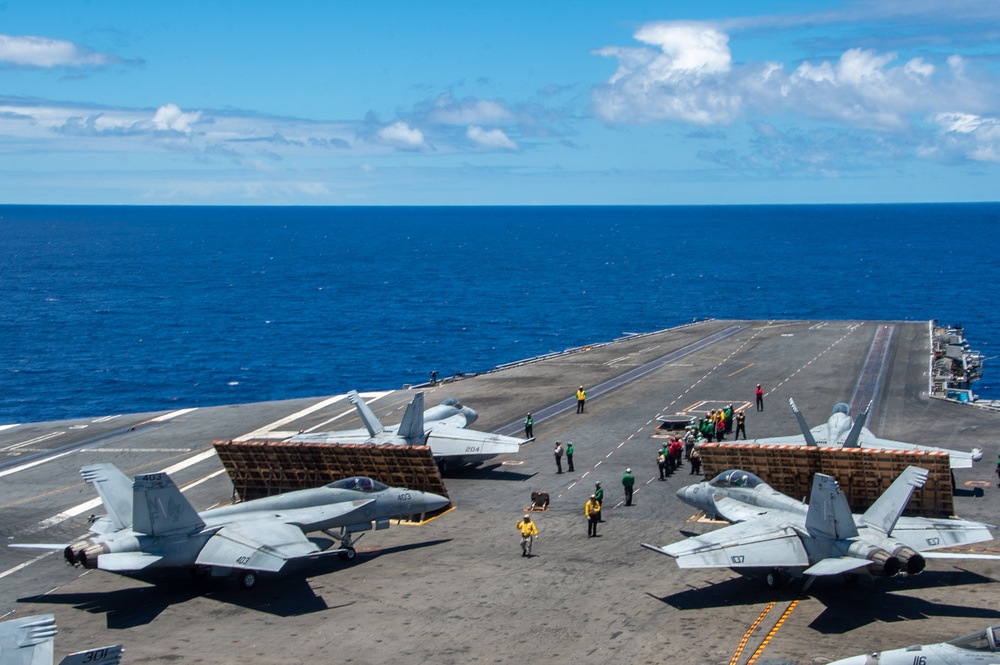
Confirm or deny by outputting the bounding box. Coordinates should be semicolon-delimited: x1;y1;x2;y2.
11;464;450;589
642;466;997;588
291;391;525;471
829;623;1000;664
748;399;982;469
0;613;122;665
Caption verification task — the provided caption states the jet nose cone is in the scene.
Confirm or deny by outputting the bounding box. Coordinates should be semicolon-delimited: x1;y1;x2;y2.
421;492;451;513
675;487;688;501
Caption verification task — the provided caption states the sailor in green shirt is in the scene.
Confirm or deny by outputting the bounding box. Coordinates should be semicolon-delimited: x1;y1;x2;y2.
593;481;604;521
622;467;635;506
565;441;574;472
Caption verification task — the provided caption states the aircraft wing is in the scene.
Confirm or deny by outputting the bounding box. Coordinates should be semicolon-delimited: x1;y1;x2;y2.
196;520;326;573
857;432;978;468
0;613;56;665
708;496;782;524
59;645;124;665
803;556;875;576
643;520;809;569
425;427;523;455
97;552;164;572
888;516;995;552
289;429;374;444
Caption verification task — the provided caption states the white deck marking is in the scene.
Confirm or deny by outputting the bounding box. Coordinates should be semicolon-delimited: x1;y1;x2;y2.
0;424;20;432
2;431;65;452
149;408;199;422
91;415;121;423
0;551;56;581
0;449;77;478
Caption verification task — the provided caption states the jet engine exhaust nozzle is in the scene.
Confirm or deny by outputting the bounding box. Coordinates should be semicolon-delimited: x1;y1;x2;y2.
893;546;926;575
867;548;901;577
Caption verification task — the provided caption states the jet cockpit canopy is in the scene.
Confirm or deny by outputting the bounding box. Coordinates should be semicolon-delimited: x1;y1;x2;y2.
709;470;765;489
832;402;850;416
947;625;1000;652
327;476;390;492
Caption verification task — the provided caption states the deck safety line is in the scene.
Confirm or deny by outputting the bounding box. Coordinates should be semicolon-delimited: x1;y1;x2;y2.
729;600;776;665
744;598;800;665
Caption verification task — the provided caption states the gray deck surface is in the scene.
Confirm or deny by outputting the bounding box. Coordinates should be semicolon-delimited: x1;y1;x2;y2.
1;320;998;665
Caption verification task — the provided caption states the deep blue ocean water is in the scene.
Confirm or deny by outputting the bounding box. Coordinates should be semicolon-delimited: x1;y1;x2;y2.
1;203;997;425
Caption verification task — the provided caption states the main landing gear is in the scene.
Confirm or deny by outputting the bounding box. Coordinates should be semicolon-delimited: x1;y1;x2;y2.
324;526;363;561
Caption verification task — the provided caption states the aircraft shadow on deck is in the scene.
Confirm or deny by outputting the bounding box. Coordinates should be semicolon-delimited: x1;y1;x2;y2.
651;568;1000;633
16;539;452;628
444;463;536;481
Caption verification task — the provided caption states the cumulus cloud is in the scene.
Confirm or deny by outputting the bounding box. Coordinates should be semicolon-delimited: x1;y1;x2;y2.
466;125;518;150
0;34;119;68
592;19;1000;166
152;103;202;133
425;94;516;126
377;121;426;149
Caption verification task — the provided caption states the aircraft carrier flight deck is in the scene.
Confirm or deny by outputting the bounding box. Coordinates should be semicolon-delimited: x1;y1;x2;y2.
1;320;998;665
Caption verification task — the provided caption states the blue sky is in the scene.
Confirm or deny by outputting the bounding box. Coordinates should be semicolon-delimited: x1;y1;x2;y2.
1;1;999;205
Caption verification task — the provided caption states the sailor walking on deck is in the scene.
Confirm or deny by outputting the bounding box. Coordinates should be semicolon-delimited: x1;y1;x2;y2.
585;495;601;537
576;386;587;413
516;514;538;556
755;384;764;411
524;412;533;439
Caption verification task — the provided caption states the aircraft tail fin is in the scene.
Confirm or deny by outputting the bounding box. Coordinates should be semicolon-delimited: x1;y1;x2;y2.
804;473;858;540
861;465;928;534
0;613;56;665
81;464;133;530
397;392;426;445
132;472;205;537
789;399;818;446
842;400;871;448
59;645;124;665
348;390;384;437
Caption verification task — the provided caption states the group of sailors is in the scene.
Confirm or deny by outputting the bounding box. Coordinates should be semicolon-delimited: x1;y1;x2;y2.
696;405;746;442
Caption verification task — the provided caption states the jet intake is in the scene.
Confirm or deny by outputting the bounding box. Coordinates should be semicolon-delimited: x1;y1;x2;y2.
892;546;926;575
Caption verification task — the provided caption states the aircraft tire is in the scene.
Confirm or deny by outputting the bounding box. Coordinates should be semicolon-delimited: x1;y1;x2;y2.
339;548;357;561
190;566;210;578
238;571;258;589
765;569;785;589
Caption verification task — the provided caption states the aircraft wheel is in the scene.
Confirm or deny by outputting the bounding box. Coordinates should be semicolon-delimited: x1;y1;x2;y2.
765;569;785;589
437;459;448;474
339;548;357;561
190;566;210;578
238;571;258;589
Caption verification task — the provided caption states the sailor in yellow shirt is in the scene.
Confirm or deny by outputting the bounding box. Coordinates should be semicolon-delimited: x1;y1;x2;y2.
516;514;538;557
585;495;601;537
576;386;587;413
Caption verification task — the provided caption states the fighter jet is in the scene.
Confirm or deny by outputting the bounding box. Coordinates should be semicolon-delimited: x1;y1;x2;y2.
0;613;122;665
748;399;983;469
642;466;998;588
291;390;525;471
11;464;450;589
829;623;1000;665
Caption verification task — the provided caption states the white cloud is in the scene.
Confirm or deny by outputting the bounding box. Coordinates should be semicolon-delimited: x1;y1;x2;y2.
0;34;118;68
426;94;516;126
466;125;518;150
377;121;426;149
592;23;742;125
152;103;202;134
594;20;1000;134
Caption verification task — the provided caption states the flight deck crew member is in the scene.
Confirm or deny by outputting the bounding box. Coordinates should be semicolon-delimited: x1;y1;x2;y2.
585;495;601;537
554;442;564;474
566;441;574;472
690;448;702;475
756;384;764;411
593;482;604;521
576;386;587;413
524;413;533;439
516;514;538;556
734;410;746;440
622;467;635;506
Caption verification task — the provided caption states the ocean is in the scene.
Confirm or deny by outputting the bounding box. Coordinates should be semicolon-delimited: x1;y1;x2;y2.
1;203;997;425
